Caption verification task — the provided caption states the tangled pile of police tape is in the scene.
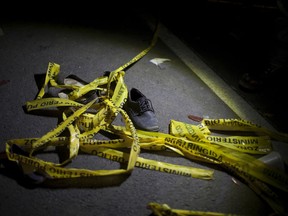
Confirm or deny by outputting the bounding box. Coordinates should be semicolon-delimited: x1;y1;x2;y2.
4;24;288;216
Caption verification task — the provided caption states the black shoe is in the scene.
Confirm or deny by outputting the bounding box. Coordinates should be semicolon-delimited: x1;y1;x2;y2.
124;88;159;132
64;74;99;104
238;64;284;92
47;74;99;104
238;72;263;92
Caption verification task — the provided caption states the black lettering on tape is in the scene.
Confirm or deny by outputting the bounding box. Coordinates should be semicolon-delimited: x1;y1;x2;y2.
163;167;191;177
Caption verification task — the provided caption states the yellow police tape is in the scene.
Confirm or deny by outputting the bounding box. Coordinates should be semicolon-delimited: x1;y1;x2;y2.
169;119;272;154
106;124;288;192
4;21;288;215
147;202;242;216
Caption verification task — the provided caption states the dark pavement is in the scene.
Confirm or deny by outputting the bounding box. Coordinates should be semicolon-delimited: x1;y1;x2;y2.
159;0;288;134
1;2;288;216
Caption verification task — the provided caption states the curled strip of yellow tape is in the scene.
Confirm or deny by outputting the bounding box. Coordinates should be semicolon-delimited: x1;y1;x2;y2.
147;202;242;216
170;119;272;154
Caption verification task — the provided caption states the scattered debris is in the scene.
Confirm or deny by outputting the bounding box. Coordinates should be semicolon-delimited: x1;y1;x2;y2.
0;80;10;86
188;114;203;122
149;58;171;69
232;177;239;185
